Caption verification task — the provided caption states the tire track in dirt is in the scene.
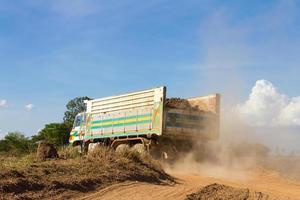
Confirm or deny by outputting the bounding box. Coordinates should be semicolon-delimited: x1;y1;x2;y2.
77;171;300;200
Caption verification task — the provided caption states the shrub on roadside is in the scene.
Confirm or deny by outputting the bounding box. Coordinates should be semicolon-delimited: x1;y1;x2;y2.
0;132;36;156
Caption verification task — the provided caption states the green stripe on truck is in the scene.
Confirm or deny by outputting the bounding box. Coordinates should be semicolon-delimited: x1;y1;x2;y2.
91;113;152;124
91;119;152;129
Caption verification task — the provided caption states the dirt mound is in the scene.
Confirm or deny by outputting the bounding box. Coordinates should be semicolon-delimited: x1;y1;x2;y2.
0;146;173;200
36;142;58;160
185;183;270;200
166;98;193;109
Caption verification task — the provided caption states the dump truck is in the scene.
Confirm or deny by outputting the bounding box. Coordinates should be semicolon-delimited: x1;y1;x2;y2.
69;86;220;159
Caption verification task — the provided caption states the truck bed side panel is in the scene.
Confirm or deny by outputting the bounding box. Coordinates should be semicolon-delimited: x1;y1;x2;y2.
164;94;220;141
83;87;165;140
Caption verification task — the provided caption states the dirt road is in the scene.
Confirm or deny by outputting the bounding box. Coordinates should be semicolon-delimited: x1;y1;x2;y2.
77;169;300;200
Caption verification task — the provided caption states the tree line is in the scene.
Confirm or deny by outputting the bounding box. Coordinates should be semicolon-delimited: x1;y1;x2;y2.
0;97;90;156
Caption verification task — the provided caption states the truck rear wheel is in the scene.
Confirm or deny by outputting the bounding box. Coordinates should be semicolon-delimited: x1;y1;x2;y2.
115;144;130;155
131;144;147;156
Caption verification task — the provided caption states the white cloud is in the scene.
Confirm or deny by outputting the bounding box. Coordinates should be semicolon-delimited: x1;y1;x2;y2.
237;80;300;127
0;99;7;108
279;97;300;126
25;104;35;111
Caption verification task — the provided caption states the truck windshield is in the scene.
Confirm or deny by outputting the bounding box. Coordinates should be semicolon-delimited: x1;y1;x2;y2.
73;114;84;129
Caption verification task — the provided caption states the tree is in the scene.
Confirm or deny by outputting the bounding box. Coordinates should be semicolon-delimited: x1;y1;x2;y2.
0;139;10;152
31;96;91;147
32;123;70;146
63;96;91;128
0;132;34;155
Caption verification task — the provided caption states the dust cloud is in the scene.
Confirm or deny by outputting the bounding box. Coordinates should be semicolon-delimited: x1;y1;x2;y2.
167;95;300;183
167;109;269;181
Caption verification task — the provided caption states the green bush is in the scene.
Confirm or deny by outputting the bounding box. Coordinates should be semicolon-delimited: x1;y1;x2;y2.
32;123;70;146
0;132;35;156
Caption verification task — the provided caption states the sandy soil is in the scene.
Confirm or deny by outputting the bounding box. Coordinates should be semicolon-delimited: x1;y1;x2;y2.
77;169;300;200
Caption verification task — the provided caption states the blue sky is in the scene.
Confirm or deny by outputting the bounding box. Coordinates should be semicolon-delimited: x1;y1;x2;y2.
0;0;300;144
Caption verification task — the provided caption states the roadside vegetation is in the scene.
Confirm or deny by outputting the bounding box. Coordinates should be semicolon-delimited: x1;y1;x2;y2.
0;96;173;200
0;97;90;156
0;145;173;200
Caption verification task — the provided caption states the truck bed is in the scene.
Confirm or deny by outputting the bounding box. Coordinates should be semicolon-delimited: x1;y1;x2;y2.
79;87;220;143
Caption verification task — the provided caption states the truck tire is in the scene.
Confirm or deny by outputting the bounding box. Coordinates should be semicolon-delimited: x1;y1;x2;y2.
131;144;147;156
82;141;90;154
115;144;130;155
87;143;102;155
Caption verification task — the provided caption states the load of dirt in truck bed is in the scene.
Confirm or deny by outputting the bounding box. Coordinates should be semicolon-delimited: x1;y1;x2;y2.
185;183;271;200
0;146;173;200
166;98;199;110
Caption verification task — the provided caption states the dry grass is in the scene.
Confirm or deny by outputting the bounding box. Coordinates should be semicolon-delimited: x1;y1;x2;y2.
0;145;173;200
0;153;36;170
